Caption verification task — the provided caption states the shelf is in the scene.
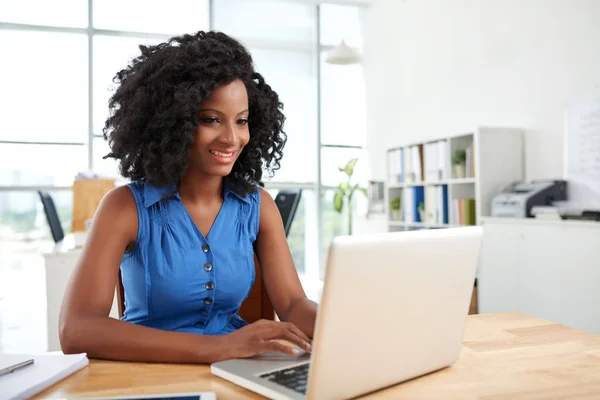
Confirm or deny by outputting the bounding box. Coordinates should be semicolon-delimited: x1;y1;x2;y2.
451;178;476;184
387;178;474;189
388;221;459;229
407;222;458;228
385;127;525;232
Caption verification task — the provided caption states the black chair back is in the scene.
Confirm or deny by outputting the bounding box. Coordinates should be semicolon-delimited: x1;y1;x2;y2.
38;191;65;243
274;189;302;237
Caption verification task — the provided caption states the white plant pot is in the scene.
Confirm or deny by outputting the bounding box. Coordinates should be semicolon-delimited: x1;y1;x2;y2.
454;164;466;179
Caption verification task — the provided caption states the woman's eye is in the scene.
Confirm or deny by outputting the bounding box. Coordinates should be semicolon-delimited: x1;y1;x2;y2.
237;119;248;125
201;117;219;124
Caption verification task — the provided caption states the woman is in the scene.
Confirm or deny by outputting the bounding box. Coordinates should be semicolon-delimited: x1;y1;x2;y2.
59;31;317;364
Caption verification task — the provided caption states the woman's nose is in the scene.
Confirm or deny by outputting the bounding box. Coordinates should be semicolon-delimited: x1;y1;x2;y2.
219;121;238;145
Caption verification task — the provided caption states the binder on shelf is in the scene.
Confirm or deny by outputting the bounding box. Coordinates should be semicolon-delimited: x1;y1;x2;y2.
439;185;449;224
453;198;476;225
398;148;404;183
404;146;413;183
438;140;448;180
412;186;425;223
387;148;406;184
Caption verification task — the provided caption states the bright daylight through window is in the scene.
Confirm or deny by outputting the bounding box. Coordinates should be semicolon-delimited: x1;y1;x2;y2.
0;0;367;286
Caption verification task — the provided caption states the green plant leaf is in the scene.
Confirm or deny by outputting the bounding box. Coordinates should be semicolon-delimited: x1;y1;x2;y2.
358;186;368;197
338;182;349;193
333;191;344;213
342;158;359;176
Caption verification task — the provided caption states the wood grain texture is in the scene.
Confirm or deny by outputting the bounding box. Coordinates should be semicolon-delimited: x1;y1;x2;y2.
35;313;600;399
71;179;115;233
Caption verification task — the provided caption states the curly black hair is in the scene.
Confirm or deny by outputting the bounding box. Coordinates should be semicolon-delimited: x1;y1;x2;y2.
102;30;286;195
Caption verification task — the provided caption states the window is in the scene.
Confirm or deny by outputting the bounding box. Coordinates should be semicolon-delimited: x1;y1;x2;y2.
212;0;316;47
93;35;165;135
318;4;367;275
265;188;318;276
0;0;367;285
93;137;120;179
320;147;369;187
0;30;88;143
93;0;209;35
320;51;367;147
0;0;87;28
250;48;318;183
0;143;87;187
0;190;72;243
319;3;364;49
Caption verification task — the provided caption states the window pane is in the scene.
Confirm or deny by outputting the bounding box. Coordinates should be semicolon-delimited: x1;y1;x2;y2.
0;189;71;353
213;0;316;46
321;147;369;187
320;188;345;269
93;0;209;35
0;144;86;186
320;51;367;147
93;35;165;135
0;190;72;242
251;49;318;183
319;3;363;49
0;31;88;143
264;187;318;279
0;0;87;28
265;189;305;275
93;136;120;179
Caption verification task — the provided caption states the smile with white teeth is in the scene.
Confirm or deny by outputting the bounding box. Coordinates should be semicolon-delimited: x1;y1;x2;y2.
210;150;233;157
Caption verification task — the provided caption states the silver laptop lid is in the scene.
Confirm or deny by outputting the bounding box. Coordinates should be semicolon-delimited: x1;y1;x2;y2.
306;226;481;400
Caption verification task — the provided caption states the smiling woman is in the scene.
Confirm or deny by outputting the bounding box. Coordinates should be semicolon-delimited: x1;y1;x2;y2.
58;30;317;365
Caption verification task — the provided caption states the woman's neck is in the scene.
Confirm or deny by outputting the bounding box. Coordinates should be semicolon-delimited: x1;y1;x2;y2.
178;171;224;205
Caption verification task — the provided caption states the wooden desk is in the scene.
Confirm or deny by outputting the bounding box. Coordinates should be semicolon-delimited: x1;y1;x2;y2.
35;313;600;399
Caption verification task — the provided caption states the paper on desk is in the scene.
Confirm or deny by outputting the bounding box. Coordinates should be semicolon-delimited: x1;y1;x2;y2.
0;352;88;400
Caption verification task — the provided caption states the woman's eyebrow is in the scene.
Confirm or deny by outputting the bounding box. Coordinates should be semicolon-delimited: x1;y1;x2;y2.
198;108;223;114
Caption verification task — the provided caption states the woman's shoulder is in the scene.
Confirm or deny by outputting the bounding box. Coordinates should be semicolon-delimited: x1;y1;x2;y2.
94;185;139;220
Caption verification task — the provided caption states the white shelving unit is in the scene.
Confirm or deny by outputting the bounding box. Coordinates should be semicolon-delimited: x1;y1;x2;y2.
385;127;524;231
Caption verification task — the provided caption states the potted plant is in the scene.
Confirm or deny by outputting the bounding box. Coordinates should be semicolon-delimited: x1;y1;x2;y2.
333;158;367;235
417;201;426;223
452;149;466;179
390;197;402;221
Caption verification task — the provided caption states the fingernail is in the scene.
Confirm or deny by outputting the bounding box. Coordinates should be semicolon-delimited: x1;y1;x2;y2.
306;343;312;351
292;348;300;355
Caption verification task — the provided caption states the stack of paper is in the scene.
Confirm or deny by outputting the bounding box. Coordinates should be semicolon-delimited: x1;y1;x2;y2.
0;352;88;400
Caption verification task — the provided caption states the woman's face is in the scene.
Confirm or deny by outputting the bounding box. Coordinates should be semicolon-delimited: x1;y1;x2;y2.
188;79;250;178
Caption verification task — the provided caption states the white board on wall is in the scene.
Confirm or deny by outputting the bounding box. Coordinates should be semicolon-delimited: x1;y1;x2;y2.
564;98;600;209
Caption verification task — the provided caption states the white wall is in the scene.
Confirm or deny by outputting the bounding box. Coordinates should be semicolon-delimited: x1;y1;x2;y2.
363;0;600;181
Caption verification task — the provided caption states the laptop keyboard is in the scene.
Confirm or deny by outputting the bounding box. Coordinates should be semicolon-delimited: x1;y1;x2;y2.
259;363;310;394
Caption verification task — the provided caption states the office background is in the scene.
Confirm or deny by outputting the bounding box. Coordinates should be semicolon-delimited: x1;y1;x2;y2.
1;0;600;355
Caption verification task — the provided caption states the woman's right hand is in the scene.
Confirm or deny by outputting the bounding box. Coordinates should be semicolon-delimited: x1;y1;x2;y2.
224;319;312;358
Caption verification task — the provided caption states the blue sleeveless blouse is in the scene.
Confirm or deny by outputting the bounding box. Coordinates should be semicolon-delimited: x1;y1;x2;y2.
120;179;260;335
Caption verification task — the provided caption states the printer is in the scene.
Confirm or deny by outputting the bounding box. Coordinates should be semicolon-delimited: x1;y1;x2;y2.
491;180;567;218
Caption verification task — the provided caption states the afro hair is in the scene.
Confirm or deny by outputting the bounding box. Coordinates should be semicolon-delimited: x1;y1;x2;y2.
102;30;286;195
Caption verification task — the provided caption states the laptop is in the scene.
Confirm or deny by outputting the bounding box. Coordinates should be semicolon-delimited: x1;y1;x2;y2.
211;226;482;400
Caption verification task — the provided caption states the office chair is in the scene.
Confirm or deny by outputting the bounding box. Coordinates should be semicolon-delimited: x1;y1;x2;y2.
38;191;65;243
273;189;302;237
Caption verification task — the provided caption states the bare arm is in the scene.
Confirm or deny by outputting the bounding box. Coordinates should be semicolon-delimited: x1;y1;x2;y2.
59;186;226;363
255;188;318;338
